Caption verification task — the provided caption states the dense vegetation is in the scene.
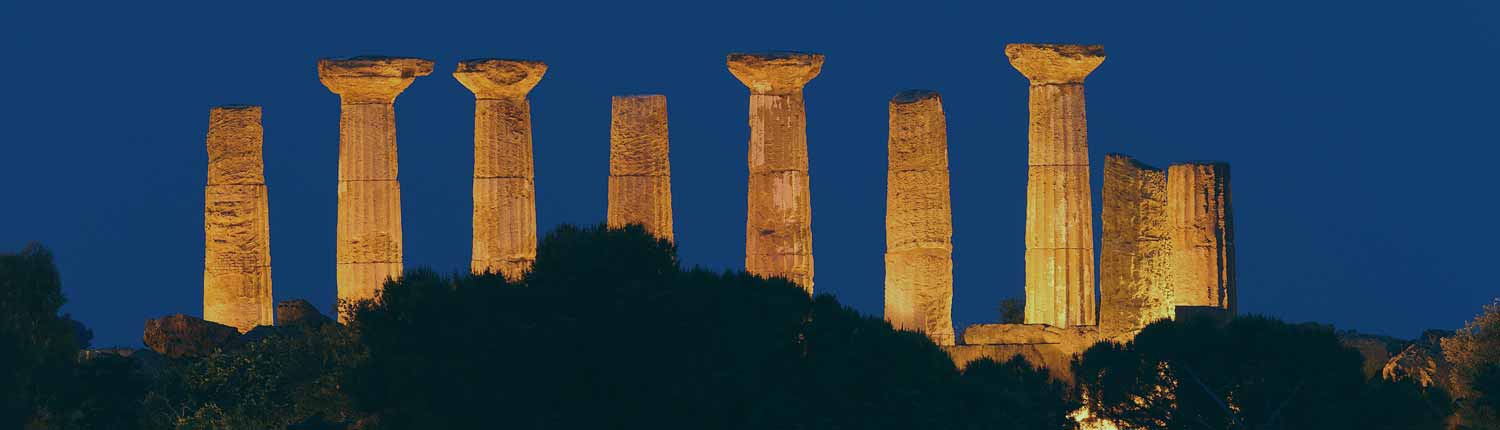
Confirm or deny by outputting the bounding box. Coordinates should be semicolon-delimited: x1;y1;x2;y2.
2;226;1496;429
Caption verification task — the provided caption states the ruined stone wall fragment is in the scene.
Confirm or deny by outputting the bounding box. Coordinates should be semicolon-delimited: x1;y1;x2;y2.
1100;154;1173;337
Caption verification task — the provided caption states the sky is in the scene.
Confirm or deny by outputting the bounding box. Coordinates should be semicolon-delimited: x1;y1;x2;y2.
2;0;1497;347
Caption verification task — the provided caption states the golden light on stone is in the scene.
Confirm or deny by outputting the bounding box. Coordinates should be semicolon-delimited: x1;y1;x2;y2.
607;94;674;241
1007;43;1105;327
728;51;823;292
884;90;955;346
203;105;273;333
1167;162;1235;312
318;56;433;318
454;59;547;280
1100;154;1175;337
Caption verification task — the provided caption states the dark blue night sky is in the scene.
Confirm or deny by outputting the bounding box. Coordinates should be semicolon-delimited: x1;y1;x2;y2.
3;1;1496;347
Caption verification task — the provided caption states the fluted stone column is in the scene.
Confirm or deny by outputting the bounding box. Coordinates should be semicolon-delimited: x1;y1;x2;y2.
608;94;673;241
1167;162;1235;313
884;90;955;345
318;57;432;313
204;105;273;333
727;52;823;292
454;59;546;280
1100;154;1173;337
1007;44;1105;327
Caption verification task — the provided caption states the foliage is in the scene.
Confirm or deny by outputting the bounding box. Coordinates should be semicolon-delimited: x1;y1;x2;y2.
1074;314;1445;430
344;224;1074;429
142;323;363;430
1443;299;1500;429
0;244;85;428
959;356;1078;430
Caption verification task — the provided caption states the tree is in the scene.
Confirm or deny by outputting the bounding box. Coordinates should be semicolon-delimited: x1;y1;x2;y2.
1443;299;1500;429
958;356;1077;430
1073;315;1442;430
0;244;84;428
998;297;1025;324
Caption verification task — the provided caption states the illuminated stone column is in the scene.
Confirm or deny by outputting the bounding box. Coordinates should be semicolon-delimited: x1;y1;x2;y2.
203;105;273;333
1100;154;1173;337
318;57;433;311
608;94;673;241
454;59;546;280
1007;43;1105;327
1167;162;1235;313
884;90;955;345
727;52;823;292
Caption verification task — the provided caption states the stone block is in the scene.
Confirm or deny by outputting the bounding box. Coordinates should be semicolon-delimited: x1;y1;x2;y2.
472;97;535;179
607;175;673;241
336;180;403;264
143;314;240;359
884;249;955;345
1099;154;1173;338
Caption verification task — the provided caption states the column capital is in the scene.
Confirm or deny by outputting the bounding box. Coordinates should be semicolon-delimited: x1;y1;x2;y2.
453;59;547;99
1005;44;1105;84
318;56;435;104
727;51;824;95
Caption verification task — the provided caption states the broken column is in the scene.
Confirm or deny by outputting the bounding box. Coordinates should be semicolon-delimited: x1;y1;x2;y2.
1167;162;1236;313
1006;43;1105;327
884;90;955;346
727;51;823;292
607;94;673;241
203;105;273;333
453;59;546;280
1100;154;1173;337
318;56;433;311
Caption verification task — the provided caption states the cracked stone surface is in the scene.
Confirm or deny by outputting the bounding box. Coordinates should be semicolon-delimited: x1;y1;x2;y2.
204;105;272;333
608;95;673;241
884;90;954;345
1100;154;1173;337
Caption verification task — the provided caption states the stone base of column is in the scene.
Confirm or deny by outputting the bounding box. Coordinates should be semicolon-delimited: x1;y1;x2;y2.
884;248;955;345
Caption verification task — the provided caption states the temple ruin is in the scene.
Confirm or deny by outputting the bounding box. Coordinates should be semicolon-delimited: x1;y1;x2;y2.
1167;162;1236;312
884;90;956;346
1009;43;1105;327
728;52;823;292
454;59;546;280
1099;154;1174;337
318;56;433;314
607;95;674;241
203;105;273;333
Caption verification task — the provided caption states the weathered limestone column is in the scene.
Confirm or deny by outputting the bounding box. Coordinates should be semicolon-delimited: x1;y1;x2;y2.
318;57;432;311
1167;162;1235;313
1006;44;1105;327
727;52;823;292
884;90;955;345
1100;154;1173;337
453;59;546;280
204;105;273;333
608;94;673;241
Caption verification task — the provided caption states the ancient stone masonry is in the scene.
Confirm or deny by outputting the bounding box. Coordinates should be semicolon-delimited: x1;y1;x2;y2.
607;94;673;241
727;52;823;292
884;90;955;346
204;105;273;333
1167;162;1235;312
318;57;433;314
454;59;546;280
1007;44;1105;327
1100;154;1173;337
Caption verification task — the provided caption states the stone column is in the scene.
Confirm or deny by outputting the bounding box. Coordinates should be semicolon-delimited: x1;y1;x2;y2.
318;57;432;312
1006;43;1105;327
454;59;546;280
884;90;955;345
204;105;273;333
608;94;673;241
1100;154;1173;337
1167;162;1235;313
727;51;823;292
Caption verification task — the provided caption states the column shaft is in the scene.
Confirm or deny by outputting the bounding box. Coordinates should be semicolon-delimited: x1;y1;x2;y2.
336;102;403;305
1100;154;1173;337
472;97;537;279
608;95;673;241
204;105;273;333
1023;83;1096;327
884;91;954;345
745;92;814;291
1167;163;1235;312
